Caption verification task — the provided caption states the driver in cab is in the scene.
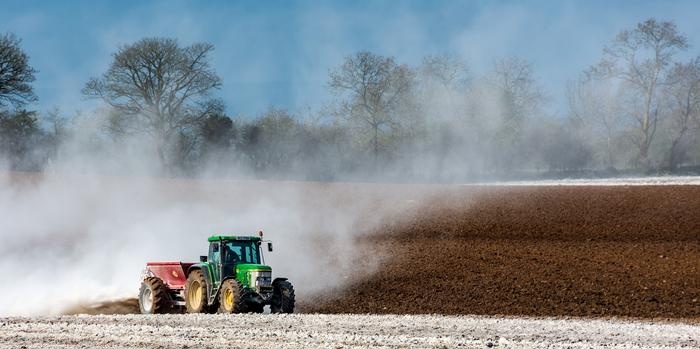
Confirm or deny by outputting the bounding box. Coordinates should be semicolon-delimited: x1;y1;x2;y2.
223;244;240;264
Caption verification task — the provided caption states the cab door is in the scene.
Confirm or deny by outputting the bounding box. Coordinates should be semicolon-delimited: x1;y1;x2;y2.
208;242;221;288
221;243;241;280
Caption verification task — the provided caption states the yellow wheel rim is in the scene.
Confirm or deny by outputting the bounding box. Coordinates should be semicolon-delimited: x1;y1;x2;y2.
224;288;234;310
189;281;202;307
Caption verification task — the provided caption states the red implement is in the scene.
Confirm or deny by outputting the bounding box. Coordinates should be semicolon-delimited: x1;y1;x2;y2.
146;262;195;289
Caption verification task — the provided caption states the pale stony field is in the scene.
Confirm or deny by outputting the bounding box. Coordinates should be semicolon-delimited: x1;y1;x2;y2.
0;314;697;349
476;175;700;186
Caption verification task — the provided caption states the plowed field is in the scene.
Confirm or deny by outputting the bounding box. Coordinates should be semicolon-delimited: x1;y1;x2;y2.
305;186;700;319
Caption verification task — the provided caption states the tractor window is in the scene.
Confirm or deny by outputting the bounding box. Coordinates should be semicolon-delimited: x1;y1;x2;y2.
209;242;221;264
222;240;260;264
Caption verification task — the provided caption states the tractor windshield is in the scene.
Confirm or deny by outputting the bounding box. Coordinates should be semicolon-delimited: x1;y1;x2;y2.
222;240;260;264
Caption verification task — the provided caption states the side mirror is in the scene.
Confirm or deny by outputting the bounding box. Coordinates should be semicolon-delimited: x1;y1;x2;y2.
267;242;273;252
199;255;208;262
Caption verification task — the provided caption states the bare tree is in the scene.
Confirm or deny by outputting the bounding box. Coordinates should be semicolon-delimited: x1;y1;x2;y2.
0;33;37;108
664;57;700;169
240;108;302;175
0;109;40;169
329;51;415;167
489;57;545;171
590;19;688;169
83;37;222;171
416;53;472;177
567;76;625;169
418;53;471;125
42;107;67;138
491;57;544;122
420;53;470;91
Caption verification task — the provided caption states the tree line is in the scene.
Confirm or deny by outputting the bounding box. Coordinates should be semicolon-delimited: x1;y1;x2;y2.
1;18;700;181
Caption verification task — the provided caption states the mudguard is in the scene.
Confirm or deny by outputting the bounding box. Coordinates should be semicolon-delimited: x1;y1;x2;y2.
272;277;288;287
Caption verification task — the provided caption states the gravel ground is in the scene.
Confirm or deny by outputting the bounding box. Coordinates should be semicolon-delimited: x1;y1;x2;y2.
476;175;700;186
0;314;698;349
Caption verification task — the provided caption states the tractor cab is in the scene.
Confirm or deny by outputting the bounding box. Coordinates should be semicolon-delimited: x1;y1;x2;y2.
206;236;262;265
203;235;273;294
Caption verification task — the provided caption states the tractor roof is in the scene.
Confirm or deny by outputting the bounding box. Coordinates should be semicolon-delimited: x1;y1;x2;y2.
207;235;261;242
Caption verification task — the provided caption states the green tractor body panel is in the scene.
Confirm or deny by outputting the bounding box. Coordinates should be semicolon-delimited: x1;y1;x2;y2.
236;263;272;289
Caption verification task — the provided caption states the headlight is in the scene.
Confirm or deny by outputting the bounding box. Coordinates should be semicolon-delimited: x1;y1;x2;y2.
250;271;272;288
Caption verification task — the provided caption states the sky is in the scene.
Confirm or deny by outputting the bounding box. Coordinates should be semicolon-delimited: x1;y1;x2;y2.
2;0;700;118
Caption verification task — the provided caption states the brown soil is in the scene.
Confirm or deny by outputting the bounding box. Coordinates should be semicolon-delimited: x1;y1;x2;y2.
305;185;700;319
63;298;139;315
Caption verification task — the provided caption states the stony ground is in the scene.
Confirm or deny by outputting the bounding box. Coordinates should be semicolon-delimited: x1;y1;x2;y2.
1;314;698;349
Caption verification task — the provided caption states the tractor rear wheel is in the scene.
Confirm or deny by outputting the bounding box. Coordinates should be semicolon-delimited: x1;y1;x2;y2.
271;280;295;313
218;279;244;314
185;270;209;313
138;277;170;314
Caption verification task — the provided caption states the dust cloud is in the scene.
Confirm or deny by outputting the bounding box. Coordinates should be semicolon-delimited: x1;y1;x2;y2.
0;128;425;316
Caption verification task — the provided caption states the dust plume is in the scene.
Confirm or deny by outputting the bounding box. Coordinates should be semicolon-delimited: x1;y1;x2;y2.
0;121;424;316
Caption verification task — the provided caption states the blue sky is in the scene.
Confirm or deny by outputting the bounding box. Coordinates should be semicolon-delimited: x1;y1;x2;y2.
2;0;700;117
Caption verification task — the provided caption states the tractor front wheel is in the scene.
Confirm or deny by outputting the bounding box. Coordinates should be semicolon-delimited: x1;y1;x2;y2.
138;277;170;314
185;270;208;313
218;279;244;314
271;280;295;313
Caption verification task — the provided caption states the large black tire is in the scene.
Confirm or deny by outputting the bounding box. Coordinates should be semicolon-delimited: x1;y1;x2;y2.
270;280;295;314
241;288;265;313
138;277;170;314
218;279;245;314
185;270;209;313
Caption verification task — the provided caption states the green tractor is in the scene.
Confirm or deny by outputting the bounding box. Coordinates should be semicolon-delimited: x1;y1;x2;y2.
138;234;295;314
